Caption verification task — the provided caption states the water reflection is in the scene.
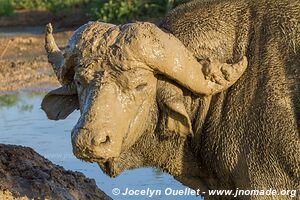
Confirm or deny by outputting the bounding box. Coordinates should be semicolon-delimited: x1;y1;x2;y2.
0;94;33;111
0;93;201;200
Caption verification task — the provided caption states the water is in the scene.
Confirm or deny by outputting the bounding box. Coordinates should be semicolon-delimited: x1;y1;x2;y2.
0;93;201;200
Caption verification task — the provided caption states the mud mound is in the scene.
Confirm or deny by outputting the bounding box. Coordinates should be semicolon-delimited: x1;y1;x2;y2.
0;144;111;200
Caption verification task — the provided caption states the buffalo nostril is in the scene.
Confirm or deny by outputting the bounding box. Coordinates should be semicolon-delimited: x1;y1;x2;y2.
91;135;110;146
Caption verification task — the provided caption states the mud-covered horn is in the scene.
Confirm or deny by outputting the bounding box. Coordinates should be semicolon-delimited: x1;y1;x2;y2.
134;23;248;95
45;23;64;83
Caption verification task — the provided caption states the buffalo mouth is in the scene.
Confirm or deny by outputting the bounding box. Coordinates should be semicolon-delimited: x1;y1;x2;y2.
74;147;122;177
97;158;119;177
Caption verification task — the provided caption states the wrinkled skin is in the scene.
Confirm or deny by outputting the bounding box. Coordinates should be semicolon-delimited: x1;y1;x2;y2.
42;0;300;199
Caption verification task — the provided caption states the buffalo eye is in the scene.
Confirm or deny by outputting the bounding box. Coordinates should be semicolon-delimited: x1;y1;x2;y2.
75;79;84;92
135;83;148;91
76;80;82;87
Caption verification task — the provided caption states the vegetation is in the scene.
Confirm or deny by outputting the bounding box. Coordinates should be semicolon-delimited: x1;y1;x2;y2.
0;0;14;16
11;0;89;14
0;0;89;16
0;0;187;23
88;0;186;24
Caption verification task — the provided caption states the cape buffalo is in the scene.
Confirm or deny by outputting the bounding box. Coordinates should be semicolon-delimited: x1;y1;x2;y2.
42;0;299;199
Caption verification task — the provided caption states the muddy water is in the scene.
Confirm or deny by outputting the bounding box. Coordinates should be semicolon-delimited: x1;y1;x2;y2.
0;93;201;200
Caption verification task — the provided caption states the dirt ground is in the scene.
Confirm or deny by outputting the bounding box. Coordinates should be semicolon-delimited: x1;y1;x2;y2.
0;30;72;94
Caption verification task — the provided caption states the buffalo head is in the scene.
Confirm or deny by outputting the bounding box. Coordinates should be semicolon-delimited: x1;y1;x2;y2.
42;22;247;176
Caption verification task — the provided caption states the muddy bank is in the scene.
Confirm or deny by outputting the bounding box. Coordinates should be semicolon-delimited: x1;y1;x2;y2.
0;144;112;200
0;31;72;94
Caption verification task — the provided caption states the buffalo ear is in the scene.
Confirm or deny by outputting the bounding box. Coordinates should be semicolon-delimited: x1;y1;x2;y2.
164;100;193;137
41;86;79;120
157;79;193;138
